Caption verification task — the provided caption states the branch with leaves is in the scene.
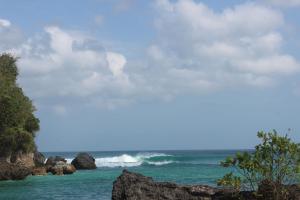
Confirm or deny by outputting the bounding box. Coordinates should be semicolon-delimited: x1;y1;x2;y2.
217;130;300;200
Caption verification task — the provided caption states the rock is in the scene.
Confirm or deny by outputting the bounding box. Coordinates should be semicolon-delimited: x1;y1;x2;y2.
32;167;47;176
63;163;77;174
71;153;96;170
287;184;300;200
45;156;67;167
112;170;257;200
33;150;46;167
48;161;76;175
10;151;35;169
258;180;300;200
0;161;31;180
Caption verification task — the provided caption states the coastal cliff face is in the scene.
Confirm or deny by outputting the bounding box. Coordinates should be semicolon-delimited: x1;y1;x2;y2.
112;170;256;200
0;152;34;180
0;161;31;180
0;149;45;180
10;151;35;168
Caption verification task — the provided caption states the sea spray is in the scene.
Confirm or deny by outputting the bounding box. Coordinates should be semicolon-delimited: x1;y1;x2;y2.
66;152;174;167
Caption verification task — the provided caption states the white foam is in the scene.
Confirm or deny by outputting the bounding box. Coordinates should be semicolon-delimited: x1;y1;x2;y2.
98;153;173;168
64;153;174;168
65;158;73;164
146;160;174;166
95;154;142;167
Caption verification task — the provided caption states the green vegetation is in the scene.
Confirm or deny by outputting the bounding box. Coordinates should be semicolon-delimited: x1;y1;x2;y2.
0;54;39;158
218;130;300;199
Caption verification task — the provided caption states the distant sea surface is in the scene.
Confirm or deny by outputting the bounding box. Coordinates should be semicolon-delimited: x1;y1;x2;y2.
0;150;244;200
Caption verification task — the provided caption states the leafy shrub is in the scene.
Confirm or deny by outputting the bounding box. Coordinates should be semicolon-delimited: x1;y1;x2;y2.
217;130;300;199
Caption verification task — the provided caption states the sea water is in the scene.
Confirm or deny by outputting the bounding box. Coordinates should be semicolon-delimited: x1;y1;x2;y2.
0;150;242;200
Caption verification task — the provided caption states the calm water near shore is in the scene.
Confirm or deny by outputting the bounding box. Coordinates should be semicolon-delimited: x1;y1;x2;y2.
0;150;244;200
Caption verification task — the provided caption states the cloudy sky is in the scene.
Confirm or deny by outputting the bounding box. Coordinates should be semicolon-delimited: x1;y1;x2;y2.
1;0;300;151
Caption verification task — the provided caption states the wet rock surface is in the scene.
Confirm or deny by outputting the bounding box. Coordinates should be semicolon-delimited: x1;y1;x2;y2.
71;153;96;170
112;170;300;200
0;161;31;180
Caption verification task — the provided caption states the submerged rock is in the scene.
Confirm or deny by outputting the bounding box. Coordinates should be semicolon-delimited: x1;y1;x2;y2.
71;153;96;170
48;161;76;175
0;161;31;180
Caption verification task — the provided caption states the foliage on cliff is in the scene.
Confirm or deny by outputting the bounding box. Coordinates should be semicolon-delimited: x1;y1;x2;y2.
218;130;300;200
0;54;40;156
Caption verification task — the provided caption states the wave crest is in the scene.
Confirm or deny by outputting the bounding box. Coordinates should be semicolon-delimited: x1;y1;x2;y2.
97;153;174;167
67;153;174;168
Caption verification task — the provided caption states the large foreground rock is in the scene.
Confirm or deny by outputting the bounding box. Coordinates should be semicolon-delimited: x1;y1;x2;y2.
71;153;96;170
112;170;241;200
112;170;300;200
0;162;31;180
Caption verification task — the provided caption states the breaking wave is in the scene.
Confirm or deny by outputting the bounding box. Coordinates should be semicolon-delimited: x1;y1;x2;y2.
66;153;174;168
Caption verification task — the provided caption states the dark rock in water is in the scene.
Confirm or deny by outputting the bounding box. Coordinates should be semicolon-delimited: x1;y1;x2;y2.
0;162;31;180
71;153;96;170
45;156;67;167
112;170;300;200
32;166;47;176
112;170;257;200
33;150;46;167
48;161;76;175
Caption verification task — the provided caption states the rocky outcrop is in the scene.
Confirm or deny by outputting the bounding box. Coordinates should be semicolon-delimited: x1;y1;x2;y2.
33;150;46;167
1;149;45;180
112;170;300;200
45;156;67;167
0;161;32;180
32;167;47;176
112;170;256;200
287;184;300;200
257;179;300;200
71;153;96;170
48;161;76;175
10;151;35;169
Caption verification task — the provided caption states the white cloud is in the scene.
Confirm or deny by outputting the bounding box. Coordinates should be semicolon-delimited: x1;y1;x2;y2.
1;25;135;108
106;52;126;77
148;0;299;89
0;0;299;110
0;18;23;50
0;19;11;27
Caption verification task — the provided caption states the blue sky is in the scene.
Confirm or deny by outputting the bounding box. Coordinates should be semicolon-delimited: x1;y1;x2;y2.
0;0;300;151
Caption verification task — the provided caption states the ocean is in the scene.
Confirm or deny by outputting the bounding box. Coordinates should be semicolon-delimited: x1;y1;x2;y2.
0;150;241;200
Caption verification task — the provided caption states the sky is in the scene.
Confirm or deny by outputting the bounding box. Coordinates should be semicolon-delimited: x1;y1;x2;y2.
0;0;300;152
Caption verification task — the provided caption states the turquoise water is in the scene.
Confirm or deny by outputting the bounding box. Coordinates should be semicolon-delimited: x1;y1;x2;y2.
0;150;241;200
